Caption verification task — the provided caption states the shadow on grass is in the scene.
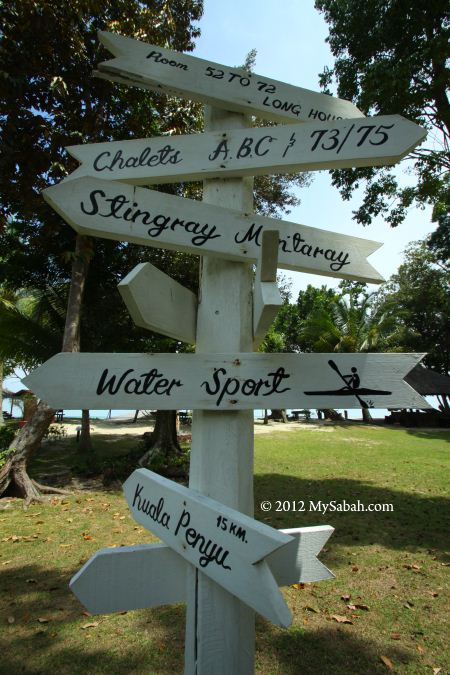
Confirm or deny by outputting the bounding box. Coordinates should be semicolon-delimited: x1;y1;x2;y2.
404;427;450;442
0;562;416;675
257;621;414;674
0;562;185;675
255;474;450;561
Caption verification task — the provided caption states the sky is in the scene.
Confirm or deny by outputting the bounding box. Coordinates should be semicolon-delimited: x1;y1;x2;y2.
192;0;434;301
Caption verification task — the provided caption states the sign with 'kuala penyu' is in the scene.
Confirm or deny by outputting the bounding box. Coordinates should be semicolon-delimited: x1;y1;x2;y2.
23;352;429;411
44;177;384;283
123;469;293;627
95;31;363;125
63;114;426;186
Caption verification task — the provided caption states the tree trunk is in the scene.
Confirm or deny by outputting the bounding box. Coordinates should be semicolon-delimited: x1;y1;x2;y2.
362;406;373;423
78;409;93;452
0;234;92;504
139;410;181;467
0;361;4;426
263;409;268;425
322;409;345;421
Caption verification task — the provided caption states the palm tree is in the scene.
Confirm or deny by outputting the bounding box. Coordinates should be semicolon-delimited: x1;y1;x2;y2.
300;287;396;422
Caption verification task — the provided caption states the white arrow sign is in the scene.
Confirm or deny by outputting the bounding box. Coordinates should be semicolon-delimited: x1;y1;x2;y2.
253;230;282;349
94;31;363;125
43;177;384;283
123;469;293;627
24;352;429;411
69;526;334;615
64;115;426;185
118;262;197;343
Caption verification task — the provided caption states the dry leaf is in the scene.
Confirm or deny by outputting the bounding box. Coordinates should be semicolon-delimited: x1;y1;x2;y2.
354;603;369;611
341;594;351;601
38;618;50;624
351;565;359;572
26;579;37;584
347;604;357;610
417;645;425;654
83;535;93;541
291;583;305;590
380;655;394;670
7;616;15;624
59;544;72;548
331;615;353;624
81;622;99;629
433;668;441;674
390;633;401;640
304;605;319;613
2;561;12;566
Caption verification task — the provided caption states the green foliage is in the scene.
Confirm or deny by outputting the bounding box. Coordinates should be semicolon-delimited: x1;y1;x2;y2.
315;0;449;227
0;424;16;451
375;238;450;373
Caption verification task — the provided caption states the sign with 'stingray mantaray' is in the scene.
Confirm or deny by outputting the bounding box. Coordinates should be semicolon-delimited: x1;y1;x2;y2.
123;469;293;627
63;115;426;186
43;177;384;283
95;31;363;125
24;352;429;411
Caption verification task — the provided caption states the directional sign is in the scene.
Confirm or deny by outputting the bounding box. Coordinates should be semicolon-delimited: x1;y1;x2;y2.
123;469;293;627
118;262;197;343
94;31;364;125
253;230;282;349
43;177;384;283
70;526;334;615
64;115;426;185
24;352;429;411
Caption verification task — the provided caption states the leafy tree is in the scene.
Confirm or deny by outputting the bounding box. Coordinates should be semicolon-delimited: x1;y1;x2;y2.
315;0;449;230
375;239;450;374
0;0;203;501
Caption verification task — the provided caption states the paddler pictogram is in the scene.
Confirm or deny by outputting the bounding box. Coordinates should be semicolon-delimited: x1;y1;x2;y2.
304;359;392;409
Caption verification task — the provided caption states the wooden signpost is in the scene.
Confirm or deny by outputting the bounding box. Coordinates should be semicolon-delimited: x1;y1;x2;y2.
32;32;429;675
70;525;334;615
43;176;385;283
64;114;426;185
94;31;364;125
24;351;428;411
118;262;197;343
123;468;293;627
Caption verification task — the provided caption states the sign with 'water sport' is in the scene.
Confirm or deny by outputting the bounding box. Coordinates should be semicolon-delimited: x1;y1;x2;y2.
24;352;428;412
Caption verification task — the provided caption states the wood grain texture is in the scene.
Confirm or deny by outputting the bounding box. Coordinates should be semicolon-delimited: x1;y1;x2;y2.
24;352;429;411
253;230;282;349
123;469;292;628
64;115;426;185
95;31;363;125
69;525;334;615
118;262;197;343
43;177;385;283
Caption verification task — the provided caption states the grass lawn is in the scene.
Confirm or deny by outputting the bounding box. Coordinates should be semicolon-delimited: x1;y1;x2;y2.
0;423;449;674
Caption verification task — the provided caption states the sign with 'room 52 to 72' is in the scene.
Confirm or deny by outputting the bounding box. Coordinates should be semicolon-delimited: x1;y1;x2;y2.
95;30;364;125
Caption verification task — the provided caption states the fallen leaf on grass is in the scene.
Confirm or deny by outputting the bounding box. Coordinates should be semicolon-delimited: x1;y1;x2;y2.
7;616;15;624
81;622;99;629
38;618;51;624
433;668;441;674
380;655;394;670
390;633;401;640
331;615;353;624
2;560;12;566
341;594;351;601
354;603;369;611
417;645;425;654
304;605;319;613
82;534;93;541
26;579;37;584
351;566;359;572
59;544;72;548
291;583;305;590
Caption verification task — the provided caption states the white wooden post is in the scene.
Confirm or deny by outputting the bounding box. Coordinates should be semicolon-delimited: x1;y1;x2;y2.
185;106;255;674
